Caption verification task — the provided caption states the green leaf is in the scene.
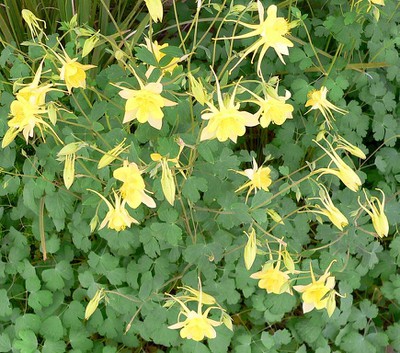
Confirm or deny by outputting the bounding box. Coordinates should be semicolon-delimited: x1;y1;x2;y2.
13;330;37;353
28;290;53;311
42;340;66;353
0;333;11;352
39;316;64;340
42;269;65;291
0;289;12;317
340;331;376;353
182;176;208;202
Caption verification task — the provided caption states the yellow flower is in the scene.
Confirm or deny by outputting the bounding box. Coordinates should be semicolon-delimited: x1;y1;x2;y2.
227;2;295;75
63;153;75;190
89;189;139;231
118;81;176;130
358;189;389;238
307;184;348;231
235;158;271;200
143;38;180;74
251;260;292;295
334;135;366;159
200;74;258;143
85;288;105;320
305;86;348;128
369;0;385;5
314;138;362;192
294;261;337;317
244;228;257;270
113;161;156;209
59;53;96;94
144;0;163;23
249;85;293;128
97;139;128;169
21;9;47;39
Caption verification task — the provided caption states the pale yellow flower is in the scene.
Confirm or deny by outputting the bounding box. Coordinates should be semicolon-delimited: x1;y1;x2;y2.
307;184;348;231
235;158;271;200
244;228;257;270
200;74;258;143
250;261;292;295
89;189;139;231
358;189;389;238
119;81;176;130
334;135;366;159
227;2;295;74
248;84;293;127
21;9;47;39
113;161;156;209
85;288;105;320
314;138;362;192
370;0;385;5
59;53;96;94
143;38;180;74
144;0;163;23
294;261;338;317
305;86;348;128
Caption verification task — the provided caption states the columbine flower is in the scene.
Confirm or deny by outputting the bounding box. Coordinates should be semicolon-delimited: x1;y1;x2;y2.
200;72;258;142
369;0;385;5
97;139;128;169
294;261;339;317
235;158;271;200
118;75;177;130
113;161;156;209
334;135;366;159
59;53;96;94
305;86;348;128
21;9;47;39
226;2;295;74
144;0;163;23
251;260;292;295
307;184;348;231
89;189;139;231
244;228;257;270
143;38;180;74
247;83;293;128
358;189;389;238
314;138;362;192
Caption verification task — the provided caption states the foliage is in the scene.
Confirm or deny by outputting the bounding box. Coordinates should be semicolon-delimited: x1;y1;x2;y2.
1;0;400;352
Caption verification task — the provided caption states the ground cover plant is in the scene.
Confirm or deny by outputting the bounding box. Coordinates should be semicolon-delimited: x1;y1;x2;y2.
0;0;400;352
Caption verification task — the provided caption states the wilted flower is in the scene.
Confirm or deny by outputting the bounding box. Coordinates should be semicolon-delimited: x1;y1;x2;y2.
307;184;348;231
251;260;292;295
358;188;389;238
314;138;362;192
144;0;163;23
21;9;47;39
305;86;348;128
334;135;366;159
200;73;258;142
85;288;105;320
63;153;76;190
89;189;139;231
113;161;156;209
59;53;96;93
98;139;128;169
294;261;339;317
244;228;257;270
226;2;295;74
118;78;176;130
235;158;271;200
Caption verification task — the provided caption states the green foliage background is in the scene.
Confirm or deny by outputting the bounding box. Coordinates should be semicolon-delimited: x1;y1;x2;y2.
0;0;400;352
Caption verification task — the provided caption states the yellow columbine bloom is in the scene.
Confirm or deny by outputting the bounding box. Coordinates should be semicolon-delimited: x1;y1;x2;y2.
358;189;389;238
143;38;180;74
334;135;366;159
244;228;257;270
294;261;338;317
59;53;96;94
89;189;139;231
314;138;362;192
308;184;348;231
144;0;163;23
227;2;295;74
200;73;259;143
113;161;156;209
235;158;272;200
21;9;47;39
250;260;292;295
370;0;385;5
305;86;348;128
249;85;293;128
118;80;176;130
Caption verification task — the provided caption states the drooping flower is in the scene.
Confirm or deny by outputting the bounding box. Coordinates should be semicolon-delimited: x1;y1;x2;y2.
21;9;47;39
144;0;163;23
244;228;257;270
251;260;292;295
89;189;139;231
59;53;96;94
305;86;348;128
314;138;362;192
97;139;128;169
113;161;156;209
235;158;271;200
294;261;339;317
226;2;295;74
247;83;293;127
307;184;348;231
118;78;176;130
369;0;385;5
85;288;105;320
334;134;366;159
200;72;258;142
358;188;389;238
